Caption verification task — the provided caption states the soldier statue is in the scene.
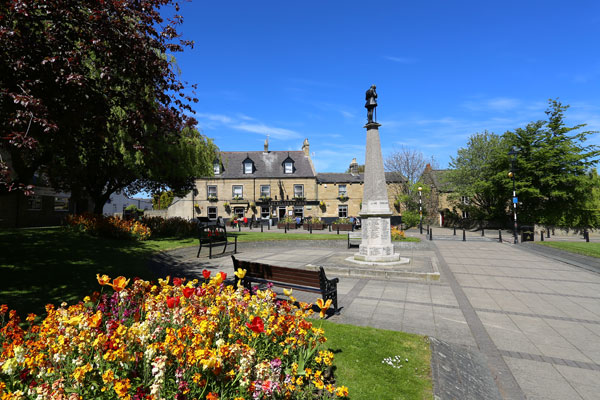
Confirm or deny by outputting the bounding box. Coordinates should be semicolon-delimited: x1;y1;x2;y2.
365;85;377;123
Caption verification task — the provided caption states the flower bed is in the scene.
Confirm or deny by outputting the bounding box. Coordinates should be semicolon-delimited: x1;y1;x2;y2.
66;213;152;241
0;272;348;399
141;216;198;238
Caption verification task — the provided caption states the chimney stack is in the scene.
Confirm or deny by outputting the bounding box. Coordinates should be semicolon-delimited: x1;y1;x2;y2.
264;137;269;153
349;158;359;175
302;138;310;156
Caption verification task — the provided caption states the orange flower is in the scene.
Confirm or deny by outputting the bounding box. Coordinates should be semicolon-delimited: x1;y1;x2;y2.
206;392;219;400
96;274;111;286
316;298;332;318
109;276;130;292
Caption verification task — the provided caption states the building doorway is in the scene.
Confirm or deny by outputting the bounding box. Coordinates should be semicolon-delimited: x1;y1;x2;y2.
278;206;287;219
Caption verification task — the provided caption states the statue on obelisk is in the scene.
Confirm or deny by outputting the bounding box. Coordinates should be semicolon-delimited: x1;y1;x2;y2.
355;85;400;262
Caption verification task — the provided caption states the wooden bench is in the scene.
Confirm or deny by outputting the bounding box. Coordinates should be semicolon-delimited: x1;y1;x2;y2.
231;255;339;314
197;223;237;259
348;232;361;248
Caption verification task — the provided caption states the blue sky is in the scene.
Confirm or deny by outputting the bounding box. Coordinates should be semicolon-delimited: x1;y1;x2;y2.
168;0;600;173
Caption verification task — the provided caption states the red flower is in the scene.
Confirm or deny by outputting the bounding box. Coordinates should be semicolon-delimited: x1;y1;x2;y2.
202;269;211;279
166;296;180;309
172;277;183;287
182;287;194;298
246;316;265;333
219;271;227;281
196;287;206;297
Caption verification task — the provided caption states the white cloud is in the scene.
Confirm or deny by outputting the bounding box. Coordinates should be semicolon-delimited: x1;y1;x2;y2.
383;56;417;64
232;123;301;140
195;113;233;124
462;97;520;112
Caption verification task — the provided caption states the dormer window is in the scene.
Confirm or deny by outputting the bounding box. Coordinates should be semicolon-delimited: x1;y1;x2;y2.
243;158;254;174
283;156;294;174
213;162;221;175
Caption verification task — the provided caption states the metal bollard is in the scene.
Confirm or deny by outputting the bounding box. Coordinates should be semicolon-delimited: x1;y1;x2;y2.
481;229;484;237
498;229;502;243
337;226;340;235
546;228;550;238
420;224;423;235
238;223;241;232
463;229;466;242
285;224;287;234
310;224;313;234
585;231;590;242
429;229;433;240
540;231;544;241
329;225;331;232
454;226;456;235
261;223;263;232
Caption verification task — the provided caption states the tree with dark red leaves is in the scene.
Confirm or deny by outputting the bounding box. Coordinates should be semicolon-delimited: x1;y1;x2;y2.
0;0;216;212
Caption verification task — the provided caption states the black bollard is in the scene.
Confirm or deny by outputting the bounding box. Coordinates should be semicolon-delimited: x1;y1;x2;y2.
261;222;263;232
310;224;313;234
546;228;550;238
268;220;270;230
463;229;466;242
285;224;287;234
481;229;484;237
498;229;502;243
453;226;456;236
329;225;331;232
540;231;544;241
585;230;590;242
429;228;433;240
337;226;340;235
238;223;241;232
420;224;423;235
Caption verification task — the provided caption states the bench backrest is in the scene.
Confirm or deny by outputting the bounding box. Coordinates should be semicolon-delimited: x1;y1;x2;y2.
233;258;321;288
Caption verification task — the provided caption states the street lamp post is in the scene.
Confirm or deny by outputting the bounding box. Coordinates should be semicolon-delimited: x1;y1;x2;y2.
508;147;519;244
418;186;423;234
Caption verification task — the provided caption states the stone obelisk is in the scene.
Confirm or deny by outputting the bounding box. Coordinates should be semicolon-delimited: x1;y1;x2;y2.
355;85;400;262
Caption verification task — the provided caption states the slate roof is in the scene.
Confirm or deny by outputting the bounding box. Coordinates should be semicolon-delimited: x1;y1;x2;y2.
316;172;406;184
427;169;453;192
212;151;316;179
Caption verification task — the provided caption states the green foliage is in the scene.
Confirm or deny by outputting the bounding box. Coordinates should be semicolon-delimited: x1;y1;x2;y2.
152;191;174;210
124;204;144;213
333;218;351;224
446;101;600;228
401;210;421;229
141;216;198;238
503;100;599;227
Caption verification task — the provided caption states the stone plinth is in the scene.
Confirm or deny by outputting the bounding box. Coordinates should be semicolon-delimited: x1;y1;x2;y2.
355;122;400;263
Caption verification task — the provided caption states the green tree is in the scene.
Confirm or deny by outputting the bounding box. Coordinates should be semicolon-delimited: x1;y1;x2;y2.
503;100;599;227
1;0;216;213
446;131;509;224
153;191;175;210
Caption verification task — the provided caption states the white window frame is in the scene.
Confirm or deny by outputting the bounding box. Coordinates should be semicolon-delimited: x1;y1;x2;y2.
293;184;304;198
260;185;270;197
207;185;217;198
54;197;69;212
338;205;348;218
462;210;469;219
27;195;42;211
208;206;217;220
244;161;253;174
338;184;347;197
232;185;243;199
284;161;293;174
234;207;245;218
261;206;270;219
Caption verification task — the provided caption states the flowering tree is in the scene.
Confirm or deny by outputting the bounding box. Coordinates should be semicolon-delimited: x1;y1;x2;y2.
0;0;215;212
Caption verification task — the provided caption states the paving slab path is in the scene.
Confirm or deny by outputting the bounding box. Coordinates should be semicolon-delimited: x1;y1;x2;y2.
149;236;600;399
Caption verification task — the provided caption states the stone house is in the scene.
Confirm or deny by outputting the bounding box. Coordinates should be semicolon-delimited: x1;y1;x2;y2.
168;139;405;224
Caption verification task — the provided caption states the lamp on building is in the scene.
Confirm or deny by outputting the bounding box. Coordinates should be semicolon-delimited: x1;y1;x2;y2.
508;146;519;244
418;186;423;234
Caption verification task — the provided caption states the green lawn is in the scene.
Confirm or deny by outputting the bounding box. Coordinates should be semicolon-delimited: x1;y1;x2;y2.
321;320;433;400
537;241;600;258
1;227;432;398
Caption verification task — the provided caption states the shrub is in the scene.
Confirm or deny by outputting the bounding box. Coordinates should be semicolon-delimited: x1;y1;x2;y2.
280;216;296;224
333;218;350;225
141;216;197;238
65;213;151;241
0;274;349;399
401;210;420;229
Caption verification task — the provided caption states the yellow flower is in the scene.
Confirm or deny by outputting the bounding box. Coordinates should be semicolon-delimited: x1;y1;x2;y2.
316;298;332;318
113;378;131;399
109;276;130;292
283;288;293;297
335;386;349;397
96;274;111;286
234;268;247;279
